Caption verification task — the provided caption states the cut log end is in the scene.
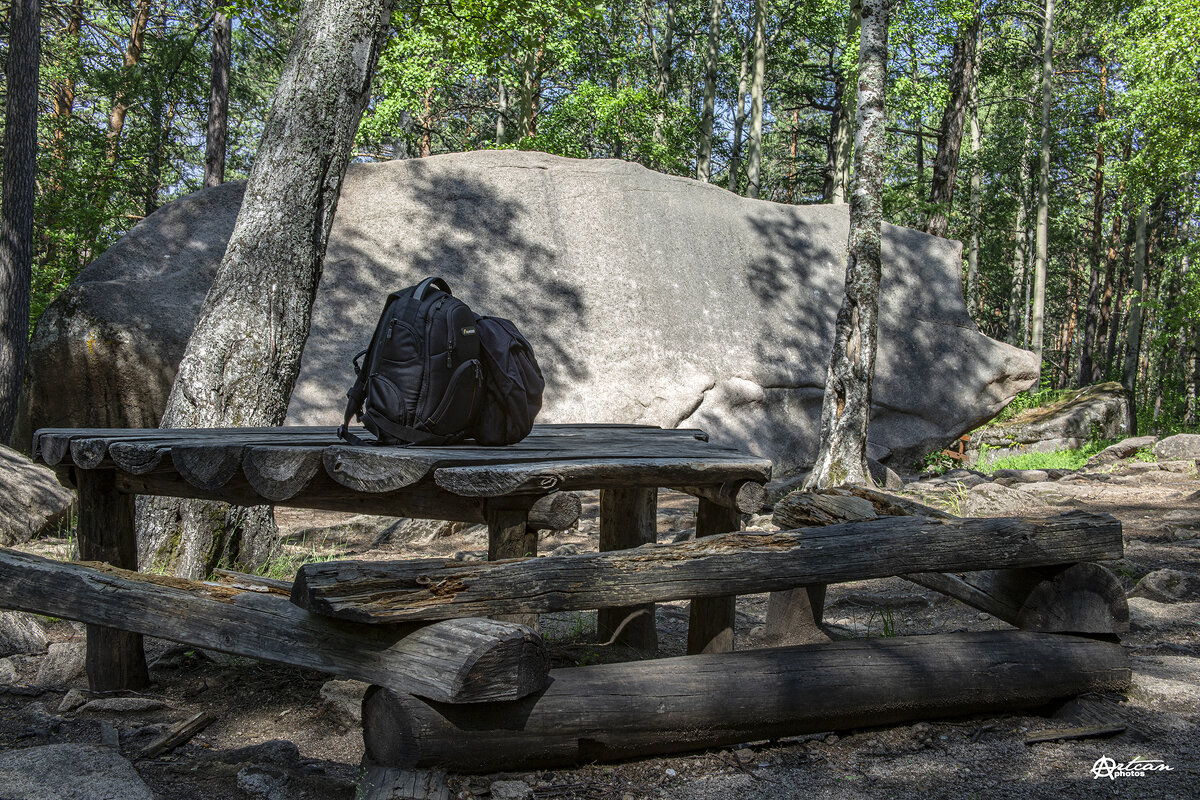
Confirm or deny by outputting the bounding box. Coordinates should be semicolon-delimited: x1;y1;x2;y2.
1018;563;1130;635
527;492;582;531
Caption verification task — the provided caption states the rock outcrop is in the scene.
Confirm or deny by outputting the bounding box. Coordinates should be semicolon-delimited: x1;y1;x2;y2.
971;382;1131;461
0;444;74;545
23;151;1037;472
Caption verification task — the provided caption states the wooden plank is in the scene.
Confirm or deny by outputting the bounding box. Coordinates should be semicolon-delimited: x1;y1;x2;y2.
111;470;490;523
139;711;217;758
0;548;549;703
76;469;149;692
687;499;740;654
597;488;658;653
361;631;1130;773
673;480;766;513
434;457;771;497
292;511;1125;626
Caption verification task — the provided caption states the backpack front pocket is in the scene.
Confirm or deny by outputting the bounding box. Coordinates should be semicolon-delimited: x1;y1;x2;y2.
425;359;482;437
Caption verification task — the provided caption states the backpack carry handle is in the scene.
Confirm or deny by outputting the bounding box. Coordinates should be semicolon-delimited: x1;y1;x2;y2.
413;277;452;300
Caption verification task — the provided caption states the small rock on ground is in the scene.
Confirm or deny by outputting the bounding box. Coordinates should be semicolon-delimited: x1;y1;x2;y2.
1154;433;1200;461
0;743;155;800
962;482;1047;517
57;688;88;712
490;779;534;800
1129;569;1200;603
237;765;292;800
78;697;167;713
0;657;19;684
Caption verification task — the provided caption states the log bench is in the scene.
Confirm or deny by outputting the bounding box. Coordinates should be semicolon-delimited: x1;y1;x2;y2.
26;423;773;691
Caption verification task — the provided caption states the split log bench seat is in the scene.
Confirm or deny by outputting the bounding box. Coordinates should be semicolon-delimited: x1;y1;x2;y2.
25;423;773;693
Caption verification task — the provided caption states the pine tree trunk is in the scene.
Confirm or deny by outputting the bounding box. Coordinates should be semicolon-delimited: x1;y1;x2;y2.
107;0;152;160
651;0;676;149
0;0;40;443
1122;206;1149;434
1030;0;1055;389
805;0;890;490
137;0;397;578
204;11;232;188
696;0;722;181
823;0;860;204
746;0;767;199
924;12;980;238
822;68;847;202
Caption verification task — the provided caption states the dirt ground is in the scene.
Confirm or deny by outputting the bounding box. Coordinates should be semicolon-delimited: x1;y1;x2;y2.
3;455;1199;799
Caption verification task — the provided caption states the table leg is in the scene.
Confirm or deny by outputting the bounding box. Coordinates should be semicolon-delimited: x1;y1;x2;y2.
597;488;658;654
687;499;739;654
486;500;538;630
76;469;149;691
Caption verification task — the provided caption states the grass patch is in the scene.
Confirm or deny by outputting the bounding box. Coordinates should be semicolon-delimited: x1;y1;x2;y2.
974;440;1113;475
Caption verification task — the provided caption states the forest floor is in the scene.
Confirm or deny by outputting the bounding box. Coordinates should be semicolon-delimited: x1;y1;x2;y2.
2;455;1199;799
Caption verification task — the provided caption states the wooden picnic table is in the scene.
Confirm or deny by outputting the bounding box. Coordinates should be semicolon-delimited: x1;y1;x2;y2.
33;423;773;691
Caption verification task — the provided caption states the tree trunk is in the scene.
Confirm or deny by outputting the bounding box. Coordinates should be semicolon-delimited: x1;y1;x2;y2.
1078;60;1108;386
107;0;152;161
924;12;980;238
495;76;508;145
1030;0;1055;389
50;0;82;156
823;0;860;204
517;38;544;138
0;0;40;443
805;0;890;489
650;0;676;149
727;36;751;192
746;0;767;199
966;36;981;316
696;0;722;181
137;0;397;578
204;10;232;188
1007;122;1032;346
1122;207;1149;434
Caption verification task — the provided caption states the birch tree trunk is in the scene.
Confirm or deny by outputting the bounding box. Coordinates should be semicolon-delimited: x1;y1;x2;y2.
1030;0;1055;390
696;0;722;181
924;12;980;238
1122;206;1149;434
496;76;508;145
138;0;397;578
1007;146;1029;346
204;11;232;188
746;0;767;199
0;0;40;443
805;0;891;490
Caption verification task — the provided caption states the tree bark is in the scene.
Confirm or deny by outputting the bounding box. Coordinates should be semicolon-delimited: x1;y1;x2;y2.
204;10;232;187
823;0;860;204
696;0;722;181
1078;59;1108;386
727;35;752;192
745;0;767;198
805;0;890;489
137;0;397;578
0;0;40;443
966;31;981;316
107;0;152;161
1007;125;1032;346
649;0;676;150
1030;0;1055;389
1122;206;1149;434
924;12;980;238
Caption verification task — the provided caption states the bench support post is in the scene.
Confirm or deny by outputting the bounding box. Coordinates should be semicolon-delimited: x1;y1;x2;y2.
77;468;149;691
687;499;739;654
597;487;658;653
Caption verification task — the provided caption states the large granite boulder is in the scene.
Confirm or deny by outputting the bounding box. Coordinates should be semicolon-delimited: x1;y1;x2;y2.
971;382;1131;460
0;444;75;545
23;151;1037;473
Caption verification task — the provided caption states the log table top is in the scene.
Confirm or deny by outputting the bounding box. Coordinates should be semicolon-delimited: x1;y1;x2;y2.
33;423;772;504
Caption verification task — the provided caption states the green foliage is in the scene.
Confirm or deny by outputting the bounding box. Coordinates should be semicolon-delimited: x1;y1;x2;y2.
973;439;1113;474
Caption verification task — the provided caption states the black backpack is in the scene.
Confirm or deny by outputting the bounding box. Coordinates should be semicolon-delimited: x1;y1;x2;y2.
339;277;482;446
471;315;545;445
338;278;544;447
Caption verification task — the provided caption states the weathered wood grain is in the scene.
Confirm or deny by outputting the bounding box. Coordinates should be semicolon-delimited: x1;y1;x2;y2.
361;631;1130;772
674;480;766;513
434;457;771;497
292;511;1124;625
526;492;582;531
486;500;538;629
1017;562;1130;634
0;548;549;702
597;488;658;652
242;446;325;501
76;469;148;692
687;499;739;654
